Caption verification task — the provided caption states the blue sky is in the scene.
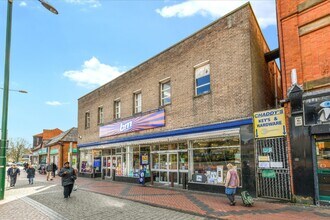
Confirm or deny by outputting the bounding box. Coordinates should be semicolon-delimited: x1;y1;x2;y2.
0;0;278;145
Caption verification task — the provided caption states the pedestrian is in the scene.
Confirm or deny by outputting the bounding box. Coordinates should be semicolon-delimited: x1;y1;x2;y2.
52;162;58;178
26;164;36;185
7;164;20;187
46;163;53;181
225;163;240;206
58;162;77;199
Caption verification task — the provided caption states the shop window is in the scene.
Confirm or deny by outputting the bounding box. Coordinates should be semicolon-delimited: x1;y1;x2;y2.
134;92;142;114
80;150;93;173
152;145;159;151
192;136;239;148
152;153;159;169
85;111;90;129
195;63;210;96
179;152;188;170
192;138;241;185
114;100;121;119
97;106;104;125
160;81;171;106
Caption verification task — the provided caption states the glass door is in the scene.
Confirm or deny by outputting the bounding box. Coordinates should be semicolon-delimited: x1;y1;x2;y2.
168;153;178;184
316;140;330;202
102;156;112;178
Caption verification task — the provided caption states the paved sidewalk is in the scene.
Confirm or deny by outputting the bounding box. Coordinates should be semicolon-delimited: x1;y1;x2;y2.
0;174;205;220
68;177;330;220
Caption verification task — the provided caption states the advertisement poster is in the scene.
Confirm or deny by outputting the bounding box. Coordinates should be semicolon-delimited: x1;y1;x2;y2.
217;165;223;183
141;154;149;165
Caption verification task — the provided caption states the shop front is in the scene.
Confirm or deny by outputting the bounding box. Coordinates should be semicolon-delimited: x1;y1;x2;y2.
38;148;48;164
303;90;330;204
79;118;256;194
49;148;59;167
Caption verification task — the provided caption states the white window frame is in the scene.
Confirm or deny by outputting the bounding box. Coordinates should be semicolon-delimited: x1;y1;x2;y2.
134;92;142;114
114;100;121;119
97;106;104;124
85;111;90;129
194;63;210;96
160;81;171;106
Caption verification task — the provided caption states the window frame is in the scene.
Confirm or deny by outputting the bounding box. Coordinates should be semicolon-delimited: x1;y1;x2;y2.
194;62;211;96
114;100;121;119
134;92;142;114
160;80;171;106
85;111;90;129
97;106;104;125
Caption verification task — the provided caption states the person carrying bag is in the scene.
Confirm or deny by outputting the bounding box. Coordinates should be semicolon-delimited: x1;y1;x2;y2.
58;162;77;199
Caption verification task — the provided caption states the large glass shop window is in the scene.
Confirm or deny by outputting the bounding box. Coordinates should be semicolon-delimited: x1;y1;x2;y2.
192;136;241;185
80;150;93;173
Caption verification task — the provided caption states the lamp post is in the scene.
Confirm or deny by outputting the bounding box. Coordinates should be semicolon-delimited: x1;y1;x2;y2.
0;0;58;200
0;88;28;94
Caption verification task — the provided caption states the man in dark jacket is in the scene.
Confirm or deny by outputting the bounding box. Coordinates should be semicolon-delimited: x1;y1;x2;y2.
26;164;36;185
58;162;77;199
46;163;53;181
52;162;58;178
7;164;20;187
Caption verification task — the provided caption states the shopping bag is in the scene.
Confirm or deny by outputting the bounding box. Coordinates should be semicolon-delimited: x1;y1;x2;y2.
73;184;78;191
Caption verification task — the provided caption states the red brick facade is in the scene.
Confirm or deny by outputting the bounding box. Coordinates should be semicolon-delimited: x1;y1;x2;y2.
277;0;329;93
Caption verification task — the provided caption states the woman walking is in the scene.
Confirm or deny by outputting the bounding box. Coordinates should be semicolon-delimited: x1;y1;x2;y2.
26;164;36;184
58;162;77;199
225;163;240;206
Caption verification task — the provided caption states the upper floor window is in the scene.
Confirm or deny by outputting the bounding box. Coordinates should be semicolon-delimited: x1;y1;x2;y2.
195;63;210;96
114;100;121;119
85;111;90;129
97;106;104;125
161;81;171;106
134;92;142;114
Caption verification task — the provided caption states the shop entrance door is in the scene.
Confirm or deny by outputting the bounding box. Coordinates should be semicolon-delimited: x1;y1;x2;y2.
102;156;112;178
316;140;330;202
159;153;178;184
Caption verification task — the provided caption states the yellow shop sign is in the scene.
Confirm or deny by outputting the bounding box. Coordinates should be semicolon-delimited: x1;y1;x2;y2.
254;108;287;138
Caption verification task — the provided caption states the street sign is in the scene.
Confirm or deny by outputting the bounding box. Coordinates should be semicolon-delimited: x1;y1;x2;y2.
254;108;286;138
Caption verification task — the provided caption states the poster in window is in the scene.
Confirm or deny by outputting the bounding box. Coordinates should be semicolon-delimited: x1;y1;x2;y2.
217;165;223;183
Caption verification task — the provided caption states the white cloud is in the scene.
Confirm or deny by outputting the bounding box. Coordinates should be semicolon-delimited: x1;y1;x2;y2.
19;1;27;7
63;57;125;88
156;0;276;28
46;101;68;106
64;0;101;8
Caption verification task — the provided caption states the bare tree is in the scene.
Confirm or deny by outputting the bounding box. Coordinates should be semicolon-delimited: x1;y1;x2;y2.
6;138;31;162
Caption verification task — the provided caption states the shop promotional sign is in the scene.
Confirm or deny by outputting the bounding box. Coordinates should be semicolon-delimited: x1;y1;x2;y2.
262;169;276;178
99;109;165;137
253;108;287;138
140;154;149;165
303;95;330;125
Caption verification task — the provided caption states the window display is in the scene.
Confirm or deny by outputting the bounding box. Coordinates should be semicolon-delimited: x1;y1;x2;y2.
80;150;93;173
192;137;241;185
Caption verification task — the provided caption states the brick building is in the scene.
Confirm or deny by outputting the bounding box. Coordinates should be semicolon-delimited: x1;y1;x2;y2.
77;3;280;195
31;128;62;165
45;127;78;170
277;0;330;204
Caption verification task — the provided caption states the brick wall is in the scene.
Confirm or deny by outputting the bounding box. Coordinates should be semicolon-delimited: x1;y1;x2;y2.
277;0;330;94
78;4;277;145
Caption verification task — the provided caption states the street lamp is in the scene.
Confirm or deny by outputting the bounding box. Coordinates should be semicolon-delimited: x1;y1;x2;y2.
0;88;28;94
0;0;58;200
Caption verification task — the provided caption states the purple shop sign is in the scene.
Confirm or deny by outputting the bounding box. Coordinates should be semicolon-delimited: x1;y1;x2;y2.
99;109;165;138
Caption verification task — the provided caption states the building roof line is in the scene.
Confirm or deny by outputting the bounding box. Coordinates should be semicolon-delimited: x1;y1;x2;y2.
78;2;252;100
